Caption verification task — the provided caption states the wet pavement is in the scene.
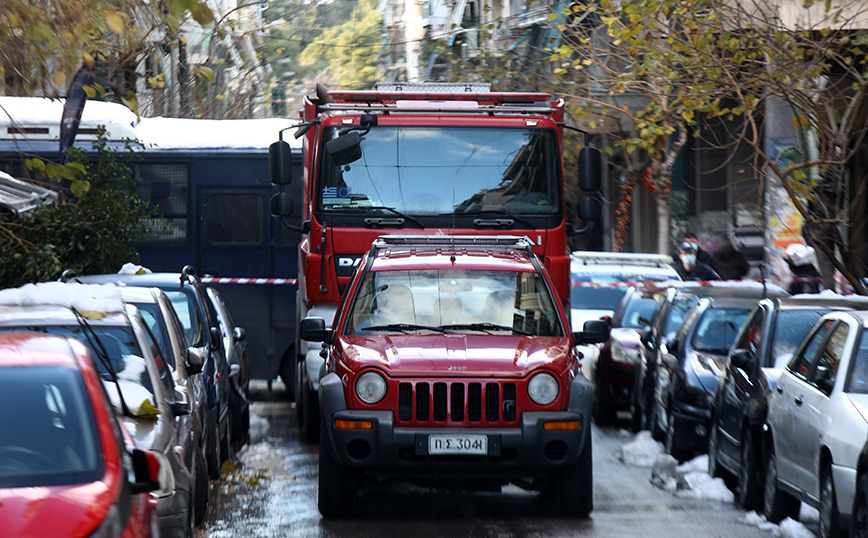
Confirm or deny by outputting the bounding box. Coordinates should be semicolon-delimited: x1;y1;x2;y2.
198;381;818;538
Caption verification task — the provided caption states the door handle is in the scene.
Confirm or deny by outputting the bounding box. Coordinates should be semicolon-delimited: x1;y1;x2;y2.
794;396;803;406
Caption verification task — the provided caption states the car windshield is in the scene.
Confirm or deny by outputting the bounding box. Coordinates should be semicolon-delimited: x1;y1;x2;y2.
691;308;751;355
570;274;674;310
663;295;701;335
771;309;829;364
317;126;561;216
162;289;205;347
0;365;102;488
620;297;660;329
345;269;564;337
0;325;154;394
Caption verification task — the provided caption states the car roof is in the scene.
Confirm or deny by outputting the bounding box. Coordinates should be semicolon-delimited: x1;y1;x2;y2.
74;272;195;288
0;304;131;326
369;245;537;272
672;281;789;299
570;251;679;279
0;331;83;367
773;292;868;309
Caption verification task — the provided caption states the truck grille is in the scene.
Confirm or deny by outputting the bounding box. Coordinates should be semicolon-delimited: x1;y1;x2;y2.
398;381;517;424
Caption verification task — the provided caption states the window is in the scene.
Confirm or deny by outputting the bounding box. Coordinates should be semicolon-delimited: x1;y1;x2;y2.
135;163;189;243
205;193;265;245
771;309;828;368
164;289;205;347
810;323;847;390
788;319;834;379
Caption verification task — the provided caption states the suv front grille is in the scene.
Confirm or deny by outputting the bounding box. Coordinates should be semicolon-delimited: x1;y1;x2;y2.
398;381;518;425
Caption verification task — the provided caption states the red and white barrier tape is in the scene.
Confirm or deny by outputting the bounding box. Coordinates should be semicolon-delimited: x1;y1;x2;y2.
201;277;297;285
571;277;821;287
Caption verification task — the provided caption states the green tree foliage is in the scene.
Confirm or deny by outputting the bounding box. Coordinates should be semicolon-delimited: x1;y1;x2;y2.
0;130;152;287
296;0;383;89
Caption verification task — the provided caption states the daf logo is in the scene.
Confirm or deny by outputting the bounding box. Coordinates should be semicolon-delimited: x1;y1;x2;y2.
338;257;362;267
446;365;467;371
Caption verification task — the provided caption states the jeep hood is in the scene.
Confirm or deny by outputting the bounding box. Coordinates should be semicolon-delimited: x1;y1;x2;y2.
336;335;572;377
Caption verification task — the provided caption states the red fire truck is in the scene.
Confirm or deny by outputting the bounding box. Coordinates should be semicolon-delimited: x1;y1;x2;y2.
269;82;602;440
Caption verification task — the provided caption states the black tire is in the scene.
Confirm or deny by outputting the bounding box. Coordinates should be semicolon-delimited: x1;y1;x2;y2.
186;490;196;538
318;430;357;518
301;377;320;444
851;473;868;538
764;446;800;523
820;462;843;538
280;342;297;402
553;436;593;518
219;413;232;464
206;412;220;479
193;446;209;526
295;360;305;426
629;379;645;433
708;422;724;478
593;368;616;426
737;431;762;510
664;410;689;463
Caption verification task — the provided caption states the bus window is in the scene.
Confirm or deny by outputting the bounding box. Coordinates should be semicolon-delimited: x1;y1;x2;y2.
135;163;188;243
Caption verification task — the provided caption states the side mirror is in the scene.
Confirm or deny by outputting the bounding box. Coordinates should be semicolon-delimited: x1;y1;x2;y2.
817;376;834;396
186;347;204;375
170;386;191;416
575;319;610;345
578;146;602;191
299;316;332;343
269;140;294;186
578;196;602;222
130;448;162;494
210;327;223;350
730;348;753;370
270;192;294;217
233;326;246;342
326;131;362;165
663;336;679;354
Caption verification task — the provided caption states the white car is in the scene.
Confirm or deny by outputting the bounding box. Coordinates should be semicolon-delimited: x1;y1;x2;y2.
570;252;680;379
764;310;868;538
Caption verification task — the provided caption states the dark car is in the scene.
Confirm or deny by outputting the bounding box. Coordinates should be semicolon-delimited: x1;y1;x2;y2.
651;285;788;461
708;295;868;509
592;286;668;427
207;287;250;449
301;235;609;518
68;267;233;478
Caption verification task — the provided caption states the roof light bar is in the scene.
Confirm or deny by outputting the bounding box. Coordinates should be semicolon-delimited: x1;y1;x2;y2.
570;251;674;266
374;235;530;248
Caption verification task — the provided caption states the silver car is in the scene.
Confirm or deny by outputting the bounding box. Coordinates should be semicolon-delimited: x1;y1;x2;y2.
0;284;197;538
764;310;868;538
120;286;210;526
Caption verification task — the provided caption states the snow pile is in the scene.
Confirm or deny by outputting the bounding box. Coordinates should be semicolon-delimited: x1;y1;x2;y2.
648;453;733;502
617;430;664;467
249;413;270;444
0;281;125;313
743;512;816;538
238;440;289;469
119;263;152;275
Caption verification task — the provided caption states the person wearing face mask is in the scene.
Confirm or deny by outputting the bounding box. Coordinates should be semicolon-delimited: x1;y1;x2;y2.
674;242;718;281
682;232;715;269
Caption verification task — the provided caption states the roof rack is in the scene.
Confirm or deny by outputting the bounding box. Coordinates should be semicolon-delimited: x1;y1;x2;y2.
570;251;674;267
374;235;530;249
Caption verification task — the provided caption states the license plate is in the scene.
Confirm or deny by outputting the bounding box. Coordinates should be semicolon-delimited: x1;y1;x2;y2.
428;434;487;455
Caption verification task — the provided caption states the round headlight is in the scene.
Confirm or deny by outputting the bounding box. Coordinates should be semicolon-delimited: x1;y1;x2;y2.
356;371;387;404
528;372;559;405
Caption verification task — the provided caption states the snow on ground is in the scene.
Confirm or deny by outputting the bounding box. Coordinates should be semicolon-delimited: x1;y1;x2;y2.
617;428;817;537
238;440;289;470
249;413;270;444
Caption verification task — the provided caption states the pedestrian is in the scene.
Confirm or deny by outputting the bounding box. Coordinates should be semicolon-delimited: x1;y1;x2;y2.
682;232;715;270
711;238;751;280
674;242;718;281
784;243;821;294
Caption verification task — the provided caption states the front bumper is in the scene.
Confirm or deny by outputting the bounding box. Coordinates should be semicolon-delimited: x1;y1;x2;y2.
320;374;590;481
670;400;712;452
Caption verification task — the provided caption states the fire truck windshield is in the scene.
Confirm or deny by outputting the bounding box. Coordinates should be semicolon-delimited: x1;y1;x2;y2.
316;126;561;216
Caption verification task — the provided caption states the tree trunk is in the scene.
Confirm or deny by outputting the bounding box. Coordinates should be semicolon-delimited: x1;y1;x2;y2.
656;194;670;255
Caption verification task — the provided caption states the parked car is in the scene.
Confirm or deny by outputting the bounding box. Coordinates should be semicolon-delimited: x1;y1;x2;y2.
709;294;868;510
592;285;668;427
301;235;610;518
651;284;788;461
764;310;868;537
0;282;198;538
119;285;211;525
207;287;250;449
570;252;679;383
0;331;162;538
68;266;233;477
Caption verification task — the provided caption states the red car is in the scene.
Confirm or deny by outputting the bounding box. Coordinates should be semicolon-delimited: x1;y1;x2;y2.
0;331;162;538
300;236;609;518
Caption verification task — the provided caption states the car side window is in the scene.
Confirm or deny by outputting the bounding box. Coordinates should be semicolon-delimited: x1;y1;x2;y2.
142;322;176;396
788;319;834;380
809;322;848;389
847;329;868;394
735;309;763;355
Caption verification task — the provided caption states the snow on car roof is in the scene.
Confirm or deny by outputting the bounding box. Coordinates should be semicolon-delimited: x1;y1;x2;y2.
0;282;126;313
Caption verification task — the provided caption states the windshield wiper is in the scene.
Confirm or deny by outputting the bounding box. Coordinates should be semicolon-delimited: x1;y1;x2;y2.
334;205;425;228
439;210;536;229
361;323;448;334
439;323;533;336
72;308;132;418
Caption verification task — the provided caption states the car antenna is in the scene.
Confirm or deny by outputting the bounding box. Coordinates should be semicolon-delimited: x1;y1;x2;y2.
450;189;456;262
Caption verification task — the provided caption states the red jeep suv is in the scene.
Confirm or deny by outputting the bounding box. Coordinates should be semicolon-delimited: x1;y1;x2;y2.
300;236;609;518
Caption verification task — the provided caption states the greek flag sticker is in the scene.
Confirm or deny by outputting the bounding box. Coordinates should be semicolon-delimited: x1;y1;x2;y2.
323;186;350;204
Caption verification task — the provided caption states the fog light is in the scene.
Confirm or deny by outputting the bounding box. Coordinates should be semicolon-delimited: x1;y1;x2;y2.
694;424;707;438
